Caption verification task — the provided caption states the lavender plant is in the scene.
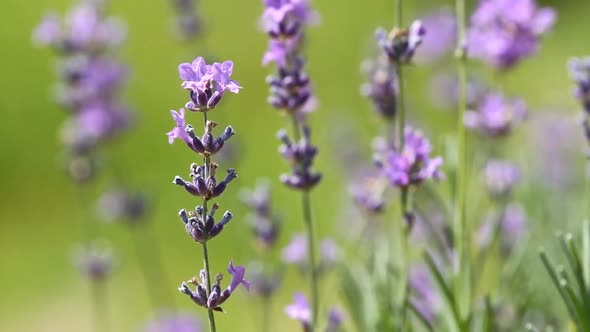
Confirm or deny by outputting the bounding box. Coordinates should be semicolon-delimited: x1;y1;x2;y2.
168;56;248;332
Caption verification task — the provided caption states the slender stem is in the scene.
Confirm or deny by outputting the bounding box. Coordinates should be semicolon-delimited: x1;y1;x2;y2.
396;0;403;28
91;280;109;332
302;191;319;329
262;296;272;332
453;0;469;324
201;110;217;332
396;66;406;149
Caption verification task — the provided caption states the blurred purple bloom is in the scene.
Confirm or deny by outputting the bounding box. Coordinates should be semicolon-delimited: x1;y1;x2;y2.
361;58;398;119
74;241;115;281
33;2;126;52
97;188;147;223
179;260;248;311
179;57;241;112
429;71;487;110
465;92;527;138
282;234;307;264
476;203;527;251
349;172;387;214
376;127;444;188
325;308;346;332
409;263;440;323
143;312;202;332
467;0;556;70
285;293;312;328
376;20;426;64
240;180;282;249
569;57;590;113
247;263;282;298
484;160;521;198
414;9;457;64
171;0;202;41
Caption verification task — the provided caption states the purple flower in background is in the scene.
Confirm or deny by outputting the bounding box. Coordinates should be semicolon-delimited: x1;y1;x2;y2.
74;241;115;281
376;20;426;64
467;0;556;70
240;180;282;249
33;2;126;52
143;312;202;332
170;0;202;41
247;263;282;298
376;127;444;188
282;234;339;271
361;58;398;119
569;57;590;114
179;57;241;112
325;308;346;332
179;260;249;311
465;92;527;138
349;171;387;214
97;188;147;223
484;160;521;199
429;71;487;110
476;203;527;252
285;293;312;329
414;9;457;64
409;264;440;323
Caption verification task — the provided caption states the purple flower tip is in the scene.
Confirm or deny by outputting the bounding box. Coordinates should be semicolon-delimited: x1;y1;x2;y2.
228;260;250;291
285;292;312;325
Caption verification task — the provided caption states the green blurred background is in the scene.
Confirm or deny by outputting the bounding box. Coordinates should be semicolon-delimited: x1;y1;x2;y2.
1;0;589;331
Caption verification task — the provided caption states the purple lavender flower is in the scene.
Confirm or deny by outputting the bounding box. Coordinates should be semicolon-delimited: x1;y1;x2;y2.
97;188;147;223
179;260;249;311
464;92;527;138
375;127;444;188
483;160;521;199
409;263;440;323
247;263;283;298
170;0;202;41
143;312;202;332
173;164;238;200
414;9;457;64
179;57;241;112
278;127;322;191
74;241;115;281
361;58;398;119
375;20;426;64
33;2;126;52
429;71;488;111
467;0;556;70
240;180;282;249
285;293;312;330
476;203;527;252
349;172;387;214
178;203;234;243
325;308;346;332
282;234;339;271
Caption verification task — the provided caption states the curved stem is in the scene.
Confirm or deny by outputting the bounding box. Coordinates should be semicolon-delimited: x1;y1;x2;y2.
453;0;469;324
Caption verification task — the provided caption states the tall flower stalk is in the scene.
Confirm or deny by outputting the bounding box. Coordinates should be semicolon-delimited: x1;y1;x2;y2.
170;57;248;332
261;0;322;329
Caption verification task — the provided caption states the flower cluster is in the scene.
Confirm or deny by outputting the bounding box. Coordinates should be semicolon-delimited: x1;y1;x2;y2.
375;21;426;65
278;127;322;191
375;127;444;188
464;92;528;138
569;57;590;144
361;58;398;119
168;56;247;312
467;0;556;70
179;261;250;311
170;0;202;41
34;0;132;180
285;293;345;332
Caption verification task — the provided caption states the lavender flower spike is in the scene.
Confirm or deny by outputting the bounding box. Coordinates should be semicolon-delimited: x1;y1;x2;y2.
464;92;527;138
361;58;398;119
375;127;444;188
179;57;241;112
467;0;556;70
375;20;426;64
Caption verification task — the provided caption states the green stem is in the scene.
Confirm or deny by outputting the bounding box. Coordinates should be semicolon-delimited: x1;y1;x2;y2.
91;280;109;332
396;65;406;149
201;110;217;332
262;296;272;332
453;0;469;324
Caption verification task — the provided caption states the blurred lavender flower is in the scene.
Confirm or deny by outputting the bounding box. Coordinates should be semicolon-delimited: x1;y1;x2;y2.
375;127;444;188
179;57;241;112
143;312;202;332
467;0;556;70
285;293;312;331
429;71;487;110
476;203;527;252
409;263;440;323
349;171;387;214
325;308;346;332
74;241;115;281
97;188;147;223
179;260;249;311
361;58;398;119
282;234;339;271
376;21;426;64
278;127;322;191
569;57;590;144
170;0;202;41
33;2;126;52
240;180;282;249
484;160;521;199
414;9;457;64
465;92;527;138
247;262;283;298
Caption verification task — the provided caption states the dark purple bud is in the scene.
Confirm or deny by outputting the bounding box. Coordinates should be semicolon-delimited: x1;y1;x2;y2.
190;90;209;110
210;211;233;238
179;209;189;224
204;215;215;233
202;132;213;151
185;125;205;153
173;176;202;196
207;91;223;109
